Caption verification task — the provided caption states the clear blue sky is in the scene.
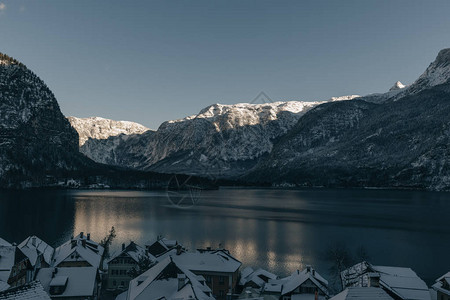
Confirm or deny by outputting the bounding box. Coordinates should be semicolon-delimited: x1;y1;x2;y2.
1;0;450;129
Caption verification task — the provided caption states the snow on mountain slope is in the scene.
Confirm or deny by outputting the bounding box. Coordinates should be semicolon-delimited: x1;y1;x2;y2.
68;116;150;146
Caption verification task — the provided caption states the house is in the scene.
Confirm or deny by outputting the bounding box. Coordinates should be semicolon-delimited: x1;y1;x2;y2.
432;272;450;300
144;236;179;257
52;232;104;269
106;241;156;290
329;287;394;300
161;247;242;299
36;267;100;300
341;262;430;300
261;266;329;300
0;281;51;300
0;238;32;291
18;236;54;279
239;267;278;289
116;256;214;300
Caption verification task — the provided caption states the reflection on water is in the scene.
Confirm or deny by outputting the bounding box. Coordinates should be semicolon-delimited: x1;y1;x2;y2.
0;188;449;284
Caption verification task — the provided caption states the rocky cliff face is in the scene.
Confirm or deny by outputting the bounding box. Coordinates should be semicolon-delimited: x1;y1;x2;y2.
0;53;91;188
74;101;324;177
247;49;450;190
67;116;150;146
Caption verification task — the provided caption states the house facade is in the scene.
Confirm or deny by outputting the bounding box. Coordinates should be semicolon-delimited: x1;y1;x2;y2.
107;241;154;290
433;272;450;300
165;248;241;300
0;238;32;290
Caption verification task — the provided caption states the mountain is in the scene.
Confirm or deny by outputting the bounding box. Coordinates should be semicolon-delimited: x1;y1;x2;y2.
0;53;91;188
246;49;450;190
72;101;326;177
360;48;450;103
0;53;180;189
67;116;150;146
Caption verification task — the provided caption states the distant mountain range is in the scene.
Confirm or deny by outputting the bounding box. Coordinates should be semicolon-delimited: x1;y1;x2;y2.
2;49;450;190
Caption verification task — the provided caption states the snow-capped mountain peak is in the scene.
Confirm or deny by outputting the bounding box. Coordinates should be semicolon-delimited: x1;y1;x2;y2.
389;81;406;91
68;116;150;146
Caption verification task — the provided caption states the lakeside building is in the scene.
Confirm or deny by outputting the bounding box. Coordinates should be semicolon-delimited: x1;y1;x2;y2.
158;247;242;299
52;232;104;269
144;236;180;258
432;272;450;300
239;267;278;290
106;241;156;290
340;261;430;300
18;236;54;280
261;266;329;300
116;256;214;300
0;238;32;291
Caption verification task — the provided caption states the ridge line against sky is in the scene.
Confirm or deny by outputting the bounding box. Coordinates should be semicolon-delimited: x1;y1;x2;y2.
1;0;450;129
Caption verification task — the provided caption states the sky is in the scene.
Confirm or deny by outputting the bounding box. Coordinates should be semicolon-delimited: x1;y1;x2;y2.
1;0;450;129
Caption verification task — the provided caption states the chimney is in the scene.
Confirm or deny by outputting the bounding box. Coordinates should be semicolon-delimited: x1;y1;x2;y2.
71;239;77;249
82;239;86;248
306;265;311;273
87;233;90;241
31;237;36;247
176;245;182;255
122;243;125;251
177;274;186;291
80;232;84;239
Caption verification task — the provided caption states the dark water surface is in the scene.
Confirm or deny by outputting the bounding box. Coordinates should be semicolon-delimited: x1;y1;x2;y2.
0;188;449;285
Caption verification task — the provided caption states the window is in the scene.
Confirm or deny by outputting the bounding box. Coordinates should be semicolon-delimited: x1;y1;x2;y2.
113;280;116;286
219;276;225;285
219;290;224;297
206;276;211;283
121;281;125;286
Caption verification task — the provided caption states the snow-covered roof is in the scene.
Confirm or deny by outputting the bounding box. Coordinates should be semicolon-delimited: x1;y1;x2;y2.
52;233;104;269
281;268;329;296
329;287;394;300
432;273;450;297
262;278;286;293
239;267;278;287
0;238;11;247
164;249;241;273
18;236;54;266
0;281;9;293
372;265;430;300
0;281;51;300
0;245;16;283
108;242;154;264
36;267;98;298
341;262;430;300
126;256;214;300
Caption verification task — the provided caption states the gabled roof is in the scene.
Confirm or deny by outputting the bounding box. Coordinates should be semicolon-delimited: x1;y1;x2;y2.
239;267;278;287
36;267;98;298
164;249;241;273
19;236;54;266
330;287;394;300
52;233;104;269
0;246;15;283
281;268;329;296
126;256;214;300
432;272;450;296
0;281;51;300
108;242;154;264
372;265;430;300
341;262;430;300
145;237;179;257
0;239;10;247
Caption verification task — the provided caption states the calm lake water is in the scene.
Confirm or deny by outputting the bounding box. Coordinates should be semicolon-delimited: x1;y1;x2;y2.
0;188;449;285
